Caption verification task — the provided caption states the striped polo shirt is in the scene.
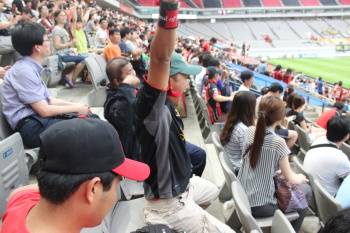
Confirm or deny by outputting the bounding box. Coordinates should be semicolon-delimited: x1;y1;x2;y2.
238;126;290;207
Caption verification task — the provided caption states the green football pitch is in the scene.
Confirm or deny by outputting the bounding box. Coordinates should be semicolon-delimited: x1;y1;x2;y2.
269;57;350;88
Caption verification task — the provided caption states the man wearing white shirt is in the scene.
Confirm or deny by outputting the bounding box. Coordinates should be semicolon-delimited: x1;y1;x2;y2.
94;18;108;48
304;116;350;197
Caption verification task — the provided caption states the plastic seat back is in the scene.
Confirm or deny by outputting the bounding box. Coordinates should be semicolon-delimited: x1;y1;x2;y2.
231;181;262;233
271;209;295;233
0;133;29;216
94;55;109;84
0;83;15;140
219;152;238;192
295;124;312;152
340;142;350;160
85;57;105;91
212;131;224;153
313;179;342;225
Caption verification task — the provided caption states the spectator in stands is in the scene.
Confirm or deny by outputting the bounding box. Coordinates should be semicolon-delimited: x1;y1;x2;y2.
220;91;256;175
317;77;323;95
94;18;108;47
334;81;344;101
194;51;211;92
238;70;254;91
17;8;33;25
272;65;283;81
342;96;349;111
126;28;143;60
52;9;86;88
206;66;234;122
12;0;24;14
207;57;224;89
319;208;350;233
132;3;234;230
72;7;89;56
104;28;121;61
1;119;150;233
304;116;350;197
85;12;99;35
140;33;148;47
238;96;311;232
256;83;298;149
1;22;94;148
287;94;326;142
257;57;267;73
119;26;130;55
286;92;297;115
283;84;294;102
37;4;53;33
316;101;344;129
282;68;293;84
336;176;350;209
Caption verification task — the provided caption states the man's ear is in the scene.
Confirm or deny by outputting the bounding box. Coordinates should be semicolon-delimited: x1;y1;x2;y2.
85;177;102;204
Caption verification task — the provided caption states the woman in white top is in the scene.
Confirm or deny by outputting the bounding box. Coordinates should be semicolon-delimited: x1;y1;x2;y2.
238;96;311;232
238;70;254;91
220;91;256;174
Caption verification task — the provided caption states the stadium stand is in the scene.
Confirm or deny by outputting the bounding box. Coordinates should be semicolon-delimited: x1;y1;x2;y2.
226;21;256;41
136;0;154;6
242;0;262;7
183;0;198;8
222;0;242;7
319;0;339;5
281;0;301;6
261;0;282;7
181;23;213;39
191;0;204;7
246;21;278;40
268;20;301;40
326;19;349;37
300;0;320;6
128;0;141;6
202;0;222;8
288;20;319;39
306;19;340;39
338;0;350;4
204;22;232;41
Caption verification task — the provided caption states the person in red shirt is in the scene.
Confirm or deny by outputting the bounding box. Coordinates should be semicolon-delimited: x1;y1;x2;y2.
199;37;217;52
1;119;150;233
282;68;293;84
333;81;344;101
316;102;344;129
273;65;283;81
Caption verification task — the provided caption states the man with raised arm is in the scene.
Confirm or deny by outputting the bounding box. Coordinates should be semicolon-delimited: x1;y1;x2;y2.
132;1;235;232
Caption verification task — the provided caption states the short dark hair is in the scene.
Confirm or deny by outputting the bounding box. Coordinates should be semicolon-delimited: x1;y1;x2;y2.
268;82;283;94
326;116;350;142
37;170;117;204
334;101;344;111
199;39;204;43
99;18;107;24
120;27;130;39
208;57;220;67
209;37;217;43
320;208;350;233
109;28;120;36
107;21;115;28
106;57;130;85
22;7;33;16
11;22;46;56
240;70;254;82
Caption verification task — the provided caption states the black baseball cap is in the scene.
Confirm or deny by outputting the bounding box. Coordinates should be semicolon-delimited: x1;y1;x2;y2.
39;119;150;181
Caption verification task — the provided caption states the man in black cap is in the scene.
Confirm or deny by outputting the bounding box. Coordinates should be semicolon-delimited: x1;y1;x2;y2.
1;119;150;233
132;0;235;232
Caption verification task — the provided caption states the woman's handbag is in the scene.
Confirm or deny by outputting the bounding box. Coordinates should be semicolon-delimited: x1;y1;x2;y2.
273;173;308;213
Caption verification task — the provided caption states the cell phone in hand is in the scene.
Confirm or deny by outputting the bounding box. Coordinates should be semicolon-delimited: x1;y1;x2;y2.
287;115;296;121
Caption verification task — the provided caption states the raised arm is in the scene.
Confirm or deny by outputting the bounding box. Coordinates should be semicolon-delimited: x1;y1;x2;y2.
147;0;179;90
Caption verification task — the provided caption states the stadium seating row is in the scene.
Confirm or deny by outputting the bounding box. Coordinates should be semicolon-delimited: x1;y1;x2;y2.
133;0;349;7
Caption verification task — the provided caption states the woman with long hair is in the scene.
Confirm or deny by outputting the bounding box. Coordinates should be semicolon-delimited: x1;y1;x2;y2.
220;91;256;174
285;92;297;115
52;9;86;87
287;94;326;141
283;84;294;102
282;68;293;84
238;96;311;232
37;5;54;33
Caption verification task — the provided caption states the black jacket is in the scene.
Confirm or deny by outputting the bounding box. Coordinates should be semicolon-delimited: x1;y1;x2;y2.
104;83;140;161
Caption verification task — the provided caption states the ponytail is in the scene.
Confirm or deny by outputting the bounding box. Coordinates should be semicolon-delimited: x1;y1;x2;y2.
249;111;266;169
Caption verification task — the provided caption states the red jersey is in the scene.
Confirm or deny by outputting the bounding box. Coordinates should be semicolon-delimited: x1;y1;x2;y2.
333;86;344;101
1;189;40;233
316;108;338;130
273;71;283;81
202;42;210;52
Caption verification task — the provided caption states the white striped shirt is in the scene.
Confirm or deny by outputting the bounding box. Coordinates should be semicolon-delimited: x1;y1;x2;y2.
223;122;248;172
238;126;290;207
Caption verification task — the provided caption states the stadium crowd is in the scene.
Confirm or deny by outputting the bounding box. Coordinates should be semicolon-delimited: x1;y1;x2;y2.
0;0;350;232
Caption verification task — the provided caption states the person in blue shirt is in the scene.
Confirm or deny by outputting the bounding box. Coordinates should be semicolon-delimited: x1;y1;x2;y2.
336;175;350;208
317;77;324;95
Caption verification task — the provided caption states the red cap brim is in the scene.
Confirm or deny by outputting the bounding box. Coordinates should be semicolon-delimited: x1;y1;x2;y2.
111;158;150;181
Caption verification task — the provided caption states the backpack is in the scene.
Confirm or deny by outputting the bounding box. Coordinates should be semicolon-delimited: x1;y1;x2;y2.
131;225;176;233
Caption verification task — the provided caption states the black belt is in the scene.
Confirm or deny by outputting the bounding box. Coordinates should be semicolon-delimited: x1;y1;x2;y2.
16;116;33;130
